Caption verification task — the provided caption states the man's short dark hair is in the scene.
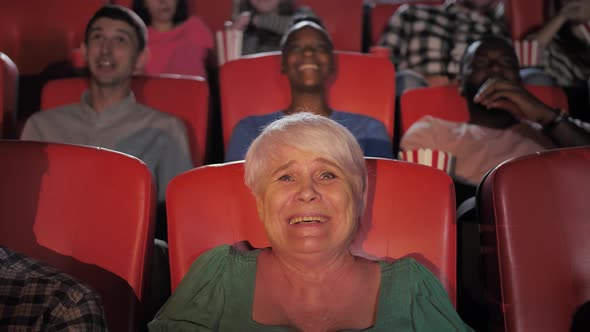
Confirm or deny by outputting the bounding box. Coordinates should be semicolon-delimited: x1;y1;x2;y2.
459;35;515;77
84;5;148;52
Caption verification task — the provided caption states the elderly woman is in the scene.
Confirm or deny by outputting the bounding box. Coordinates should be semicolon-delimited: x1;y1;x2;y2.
149;113;472;331
225;17;394;162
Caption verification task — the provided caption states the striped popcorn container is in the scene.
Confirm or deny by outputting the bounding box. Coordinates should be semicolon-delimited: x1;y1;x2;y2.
216;24;243;66
398;148;454;174
513;39;540;67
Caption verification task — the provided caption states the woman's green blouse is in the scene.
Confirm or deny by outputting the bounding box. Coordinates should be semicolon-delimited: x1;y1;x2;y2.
149;245;473;332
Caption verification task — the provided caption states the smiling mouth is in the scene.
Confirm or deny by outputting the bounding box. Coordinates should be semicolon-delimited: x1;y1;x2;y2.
299;64;319;71
289;216;328;225
97;59;114;68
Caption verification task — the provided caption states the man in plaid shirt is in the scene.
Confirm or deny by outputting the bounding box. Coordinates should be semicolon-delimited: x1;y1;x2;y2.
0;246;107;331
378;0;508;94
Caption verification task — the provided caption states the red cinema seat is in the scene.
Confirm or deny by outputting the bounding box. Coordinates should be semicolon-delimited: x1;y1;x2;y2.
0;52;18;138
504;0;547;40
400;85;569;136
478;146;590;331
220;51;395;149
0;140;156;331
167;158;457;306
189;0;234;33
297;0;364;51
41;75;209;166
0;0;104;76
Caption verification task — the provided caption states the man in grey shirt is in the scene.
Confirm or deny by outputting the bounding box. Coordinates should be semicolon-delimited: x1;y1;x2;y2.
21;5;193;239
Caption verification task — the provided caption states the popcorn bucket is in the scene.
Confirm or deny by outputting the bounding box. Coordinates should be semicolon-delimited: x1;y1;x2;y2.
398;148;454;174
216;25;243;66
513;39;540;67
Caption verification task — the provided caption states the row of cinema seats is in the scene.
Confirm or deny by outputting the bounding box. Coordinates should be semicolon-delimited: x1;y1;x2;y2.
0;50;570;164
0;139;588;331
0;0;551;75
0;0;552;128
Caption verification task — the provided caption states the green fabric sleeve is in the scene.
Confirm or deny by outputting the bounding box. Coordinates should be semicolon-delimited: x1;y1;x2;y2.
407;260;474;332
148;245;233;332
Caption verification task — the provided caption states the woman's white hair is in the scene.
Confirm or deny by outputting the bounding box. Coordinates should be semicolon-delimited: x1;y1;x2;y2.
244;113;368;218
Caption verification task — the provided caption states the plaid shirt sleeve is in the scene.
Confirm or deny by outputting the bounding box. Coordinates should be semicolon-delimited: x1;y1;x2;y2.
0;246;108;331
378;4;411;69
378;3;509;78
49;287;108;331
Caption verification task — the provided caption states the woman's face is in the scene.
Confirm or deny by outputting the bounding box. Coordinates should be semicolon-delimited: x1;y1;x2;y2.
256;145;358;255
145;0;177;24
281;26;334;92
249;0;281;14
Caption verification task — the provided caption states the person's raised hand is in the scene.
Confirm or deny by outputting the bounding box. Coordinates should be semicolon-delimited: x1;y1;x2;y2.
559;1;590;23
473;78;556;124
229;11;252;31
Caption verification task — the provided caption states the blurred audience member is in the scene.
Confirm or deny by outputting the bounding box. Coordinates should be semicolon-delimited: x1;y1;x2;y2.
526;0;590;88
133;0;214;77
378;0;508;95
225;17;393;161
401;37;590;192
20;5;192;238
229;0;314;55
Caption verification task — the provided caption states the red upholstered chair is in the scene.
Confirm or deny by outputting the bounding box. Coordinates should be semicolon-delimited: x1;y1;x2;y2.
189;0;234;33
0;52;18;138
167;158;457;306
220;51;395;149
0;140;156;332
478;146;590;331
369;0;445;45
297;0;364;51
0;0;104;76
399;85;569;136
41;75;209;166
504;0;547;40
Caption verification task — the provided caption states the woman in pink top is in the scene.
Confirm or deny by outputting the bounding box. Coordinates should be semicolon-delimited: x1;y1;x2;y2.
132;0;214;77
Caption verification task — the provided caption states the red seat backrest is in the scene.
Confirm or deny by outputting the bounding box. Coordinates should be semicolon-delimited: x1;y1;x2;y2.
504;0;547;39
369;0;445;45
0;140;156;331
0;52;18;138
478;146;590;331
41;75;209;166
220;51;395;148
0;0;104;76
189;0;234;33
400;85;569;136
297;0;363;51
167;158;457;306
